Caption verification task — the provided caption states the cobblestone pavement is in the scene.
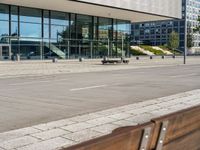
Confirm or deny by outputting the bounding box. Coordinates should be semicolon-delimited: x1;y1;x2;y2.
0;89;199;150
0;56;199;79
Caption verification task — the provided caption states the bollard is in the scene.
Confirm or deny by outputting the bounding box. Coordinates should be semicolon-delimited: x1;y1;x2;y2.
16;54;20;61
150;56;153;59
79;57;84;62
52;57;58;63
103;56;108;61
136;56;140;60
172;55;176;59
162;56;165;59
11;54;15;61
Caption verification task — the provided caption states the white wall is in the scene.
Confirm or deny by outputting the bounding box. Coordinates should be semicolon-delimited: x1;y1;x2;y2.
0;0;182;22
78;0;182;19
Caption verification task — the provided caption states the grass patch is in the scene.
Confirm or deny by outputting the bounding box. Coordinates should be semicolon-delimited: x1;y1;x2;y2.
140;45;165;55
130;48;146;55
159;45;182;55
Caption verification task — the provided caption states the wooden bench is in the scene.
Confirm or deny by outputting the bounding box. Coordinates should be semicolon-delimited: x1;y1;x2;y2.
102;59;129;65
62;105;200;150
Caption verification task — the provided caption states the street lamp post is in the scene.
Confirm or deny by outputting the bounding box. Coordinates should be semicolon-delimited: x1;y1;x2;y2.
184;0;187;64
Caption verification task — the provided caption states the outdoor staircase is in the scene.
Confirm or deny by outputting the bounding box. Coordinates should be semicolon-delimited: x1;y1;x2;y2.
44;43;66;59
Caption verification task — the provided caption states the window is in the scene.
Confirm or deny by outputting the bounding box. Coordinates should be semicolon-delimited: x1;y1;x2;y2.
0;21;9;37
43;10;50;39
20;7;42;38
76;14;93;39
50;11;69;40
0;4;9;38
99;17;112;39
117;20;130;39
0;4;9;21
11;6;19;36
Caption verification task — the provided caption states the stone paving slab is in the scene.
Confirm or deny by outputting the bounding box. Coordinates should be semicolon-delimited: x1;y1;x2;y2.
0;57;199;79
32;129;71;141
0;89;199;150
0;136;39;150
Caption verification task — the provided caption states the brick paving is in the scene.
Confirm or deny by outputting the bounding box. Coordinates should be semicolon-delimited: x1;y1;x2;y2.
0;89;199;150
0;56;199;79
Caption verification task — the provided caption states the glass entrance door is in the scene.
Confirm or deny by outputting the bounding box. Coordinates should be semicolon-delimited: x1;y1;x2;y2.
0;44;11;60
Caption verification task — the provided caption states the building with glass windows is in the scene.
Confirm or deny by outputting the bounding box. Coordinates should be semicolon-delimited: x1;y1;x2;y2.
132;0;200;53
0;0;182;60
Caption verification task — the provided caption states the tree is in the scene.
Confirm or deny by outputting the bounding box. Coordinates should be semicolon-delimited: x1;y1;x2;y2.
168;31;179;53
193;16;200;33
187;32;194;48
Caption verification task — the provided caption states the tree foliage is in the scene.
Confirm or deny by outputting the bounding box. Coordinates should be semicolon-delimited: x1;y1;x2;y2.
193;16;200;33
187;32;194;48
168;31;179;50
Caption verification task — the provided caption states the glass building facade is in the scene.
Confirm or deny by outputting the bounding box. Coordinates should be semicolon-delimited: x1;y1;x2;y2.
0;4;131;60
132;0;200;52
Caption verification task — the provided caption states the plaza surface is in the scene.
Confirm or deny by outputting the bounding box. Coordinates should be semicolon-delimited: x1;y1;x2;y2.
0;56;200;133
0;89;199;150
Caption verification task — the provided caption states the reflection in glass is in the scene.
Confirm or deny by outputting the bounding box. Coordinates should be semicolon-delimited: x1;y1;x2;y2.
11;6;18;21
99;17;112;39
0;3;131;59
11;6;19;37
11;22;18;36
20;7;42;23
76;15;93;58
77;15;93;39
0;21;9;37
0;4;9;20
19;39;42;60
43;11;50;39
0;4;9;44
50;11;69;40
20;23;41;38
20;7;42;38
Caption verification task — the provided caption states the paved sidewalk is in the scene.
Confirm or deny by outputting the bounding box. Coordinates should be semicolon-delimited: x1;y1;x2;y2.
0;89;199;150
0;56;199;79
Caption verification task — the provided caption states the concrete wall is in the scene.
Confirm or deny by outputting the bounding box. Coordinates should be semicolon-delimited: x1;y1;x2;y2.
1;0;182;22
78;0;182;19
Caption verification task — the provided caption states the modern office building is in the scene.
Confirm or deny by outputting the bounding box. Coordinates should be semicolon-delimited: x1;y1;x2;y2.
0;0;181;60
132;0;200;53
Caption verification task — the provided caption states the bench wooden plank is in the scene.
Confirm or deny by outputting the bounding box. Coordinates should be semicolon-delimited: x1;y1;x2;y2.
63;123;154;150
150;105;200;149
163;129;200;150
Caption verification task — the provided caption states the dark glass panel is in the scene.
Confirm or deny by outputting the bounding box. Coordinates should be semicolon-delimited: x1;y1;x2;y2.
50;11;69;40
19;39;42;60
93;17;98;39
76;14;93;58
43;11;50;39
11;6;19;37
76;14;93;39
20;7;42;23
51;11;68;26
70;13;76;39
11;6;18;21
44;10;49;24
0;4;9;21
11;22;18;36
98;17;112;39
